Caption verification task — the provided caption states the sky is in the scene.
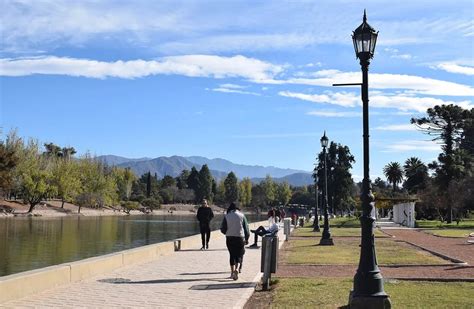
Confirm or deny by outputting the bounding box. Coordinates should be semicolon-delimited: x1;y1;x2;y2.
0;0;473;180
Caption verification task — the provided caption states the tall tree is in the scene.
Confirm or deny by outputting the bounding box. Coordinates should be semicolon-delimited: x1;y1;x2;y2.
261;175;276;206
17;140;57;212
0;141;18;196
403;157;429;194
224;171;239;203
187;167;200;201
198;164;213;202
383;162;403;192
176;169;190;189
160;175;176;188
315;142;355;214
276;181;292;206
239;177;252;207
411;104;472;222
51;158;81;208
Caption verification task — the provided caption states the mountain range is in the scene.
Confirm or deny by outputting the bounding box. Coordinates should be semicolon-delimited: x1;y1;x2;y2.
97;155;313;186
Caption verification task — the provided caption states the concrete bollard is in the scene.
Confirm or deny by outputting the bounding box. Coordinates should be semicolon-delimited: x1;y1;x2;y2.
261;236;273;291
174;240;181;251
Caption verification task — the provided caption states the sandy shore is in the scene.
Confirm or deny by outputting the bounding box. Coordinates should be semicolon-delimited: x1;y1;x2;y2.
0;200;229;218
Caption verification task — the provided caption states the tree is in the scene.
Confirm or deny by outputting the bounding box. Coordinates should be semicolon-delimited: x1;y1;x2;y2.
17;140;56;212
239;177;252;207
276;182;292;206
403;157;429;194
198;164;213;202
43;142;62;158
261;175;276;206
113;167;136;201
0;141;18;197
160;175;176;188
224;171;239;203
383;162;403;192
187;167;200;202
315;142;355;214
51;157;81;208
176;169;190;189
411;104;472;222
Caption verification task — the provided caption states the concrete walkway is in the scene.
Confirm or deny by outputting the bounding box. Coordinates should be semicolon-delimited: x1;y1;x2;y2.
1;228;286;308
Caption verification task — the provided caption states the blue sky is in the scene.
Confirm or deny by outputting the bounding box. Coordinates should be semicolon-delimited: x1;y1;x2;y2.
1;0;473;180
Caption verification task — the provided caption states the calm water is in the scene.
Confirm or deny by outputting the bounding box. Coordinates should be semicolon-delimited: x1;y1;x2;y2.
0;214;263;277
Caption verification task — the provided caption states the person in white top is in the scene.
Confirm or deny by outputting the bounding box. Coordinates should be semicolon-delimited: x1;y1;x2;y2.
248;222;279;248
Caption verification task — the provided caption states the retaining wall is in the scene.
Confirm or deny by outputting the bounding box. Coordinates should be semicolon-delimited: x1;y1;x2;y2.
0;219;267;303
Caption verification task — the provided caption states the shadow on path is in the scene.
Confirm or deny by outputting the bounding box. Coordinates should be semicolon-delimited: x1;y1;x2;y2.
98;277;233;284
190;282;255;290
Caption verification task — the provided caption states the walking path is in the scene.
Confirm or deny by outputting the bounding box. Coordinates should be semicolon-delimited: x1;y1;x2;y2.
1;228;286;308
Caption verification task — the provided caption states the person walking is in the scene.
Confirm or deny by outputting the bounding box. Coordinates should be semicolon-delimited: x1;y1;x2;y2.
220;202;249;280
196;199;214;250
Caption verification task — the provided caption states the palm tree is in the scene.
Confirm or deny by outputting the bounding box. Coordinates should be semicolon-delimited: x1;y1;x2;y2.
403;157;428;194
383;162;403;192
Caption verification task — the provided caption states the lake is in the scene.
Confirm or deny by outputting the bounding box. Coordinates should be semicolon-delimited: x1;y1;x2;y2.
0;213;263;277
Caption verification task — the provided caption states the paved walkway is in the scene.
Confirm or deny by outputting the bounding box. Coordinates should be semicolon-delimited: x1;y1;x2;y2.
1;229;286;308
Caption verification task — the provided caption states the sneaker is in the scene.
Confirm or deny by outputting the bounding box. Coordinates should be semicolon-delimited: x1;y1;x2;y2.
248;243;259;248
232;270;239;281
206;243;209;250
250;229;256;233
200;247;205;250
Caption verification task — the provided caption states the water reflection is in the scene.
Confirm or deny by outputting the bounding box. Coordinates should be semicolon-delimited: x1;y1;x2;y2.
0;214;261;277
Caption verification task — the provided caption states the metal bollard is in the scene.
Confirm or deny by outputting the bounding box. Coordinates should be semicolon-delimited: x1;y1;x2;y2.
283;218;291;241
262;236;273;290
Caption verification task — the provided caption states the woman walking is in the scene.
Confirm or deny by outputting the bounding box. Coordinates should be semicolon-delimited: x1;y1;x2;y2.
196;199;214;250
220;202;249;280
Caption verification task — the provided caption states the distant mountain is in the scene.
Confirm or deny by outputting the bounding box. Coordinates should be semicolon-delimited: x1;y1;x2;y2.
251;172;314;186
185;156;306;178
97;155;312;186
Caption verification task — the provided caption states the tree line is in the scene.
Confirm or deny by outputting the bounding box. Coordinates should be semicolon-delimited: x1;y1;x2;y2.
377;104;473;223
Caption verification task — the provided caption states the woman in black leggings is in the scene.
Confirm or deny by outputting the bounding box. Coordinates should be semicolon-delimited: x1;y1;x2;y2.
196;199;214;250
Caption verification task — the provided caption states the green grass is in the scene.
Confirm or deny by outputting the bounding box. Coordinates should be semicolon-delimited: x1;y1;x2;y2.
294;226;387;237
285;238;446;265
272;278;474;309
416;219;474;229
423;229;473;238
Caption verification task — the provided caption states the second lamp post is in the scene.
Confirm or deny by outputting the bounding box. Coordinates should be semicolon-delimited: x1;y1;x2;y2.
319;131;333;246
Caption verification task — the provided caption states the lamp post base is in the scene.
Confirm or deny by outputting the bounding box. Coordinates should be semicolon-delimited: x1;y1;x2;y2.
319;237;334;245
349;291;391;309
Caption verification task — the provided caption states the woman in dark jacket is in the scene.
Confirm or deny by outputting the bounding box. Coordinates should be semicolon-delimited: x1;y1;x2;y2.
196;199;214;250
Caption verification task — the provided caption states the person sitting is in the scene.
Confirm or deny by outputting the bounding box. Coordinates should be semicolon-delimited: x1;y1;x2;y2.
248;222;279;248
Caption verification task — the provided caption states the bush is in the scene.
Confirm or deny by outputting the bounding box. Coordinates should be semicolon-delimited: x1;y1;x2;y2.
141;198;161;209
121;201;140;214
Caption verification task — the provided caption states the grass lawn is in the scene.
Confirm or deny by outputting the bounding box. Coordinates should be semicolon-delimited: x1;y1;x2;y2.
285;238;446;265
423;229;473;238
293;226;387;238
416;219;474;229
272;278;474;309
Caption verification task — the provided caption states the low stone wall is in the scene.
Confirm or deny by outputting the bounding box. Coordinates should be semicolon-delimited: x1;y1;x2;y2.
0;219;267;303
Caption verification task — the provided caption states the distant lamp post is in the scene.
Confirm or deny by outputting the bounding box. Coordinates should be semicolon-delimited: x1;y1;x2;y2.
313;173;320;232
348;10;391;308
319;131;333;245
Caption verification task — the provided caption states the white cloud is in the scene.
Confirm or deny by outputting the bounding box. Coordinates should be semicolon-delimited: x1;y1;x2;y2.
0;55;283;81
219;83;246;89
382;140;441;152
283;70;474;96
279;91;359;107
433;63;474;76
306;110;361;118
374;124;416;131
279;90;472;112
209;87;261;96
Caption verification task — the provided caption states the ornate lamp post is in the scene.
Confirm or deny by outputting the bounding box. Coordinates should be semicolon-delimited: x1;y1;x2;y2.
348;11;391;308
319;131;334;245
313;173;320;232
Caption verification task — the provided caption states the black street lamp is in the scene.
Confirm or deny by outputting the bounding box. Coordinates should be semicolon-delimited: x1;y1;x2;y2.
319;131;334;245
313;173;320;232
348;11;391;308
